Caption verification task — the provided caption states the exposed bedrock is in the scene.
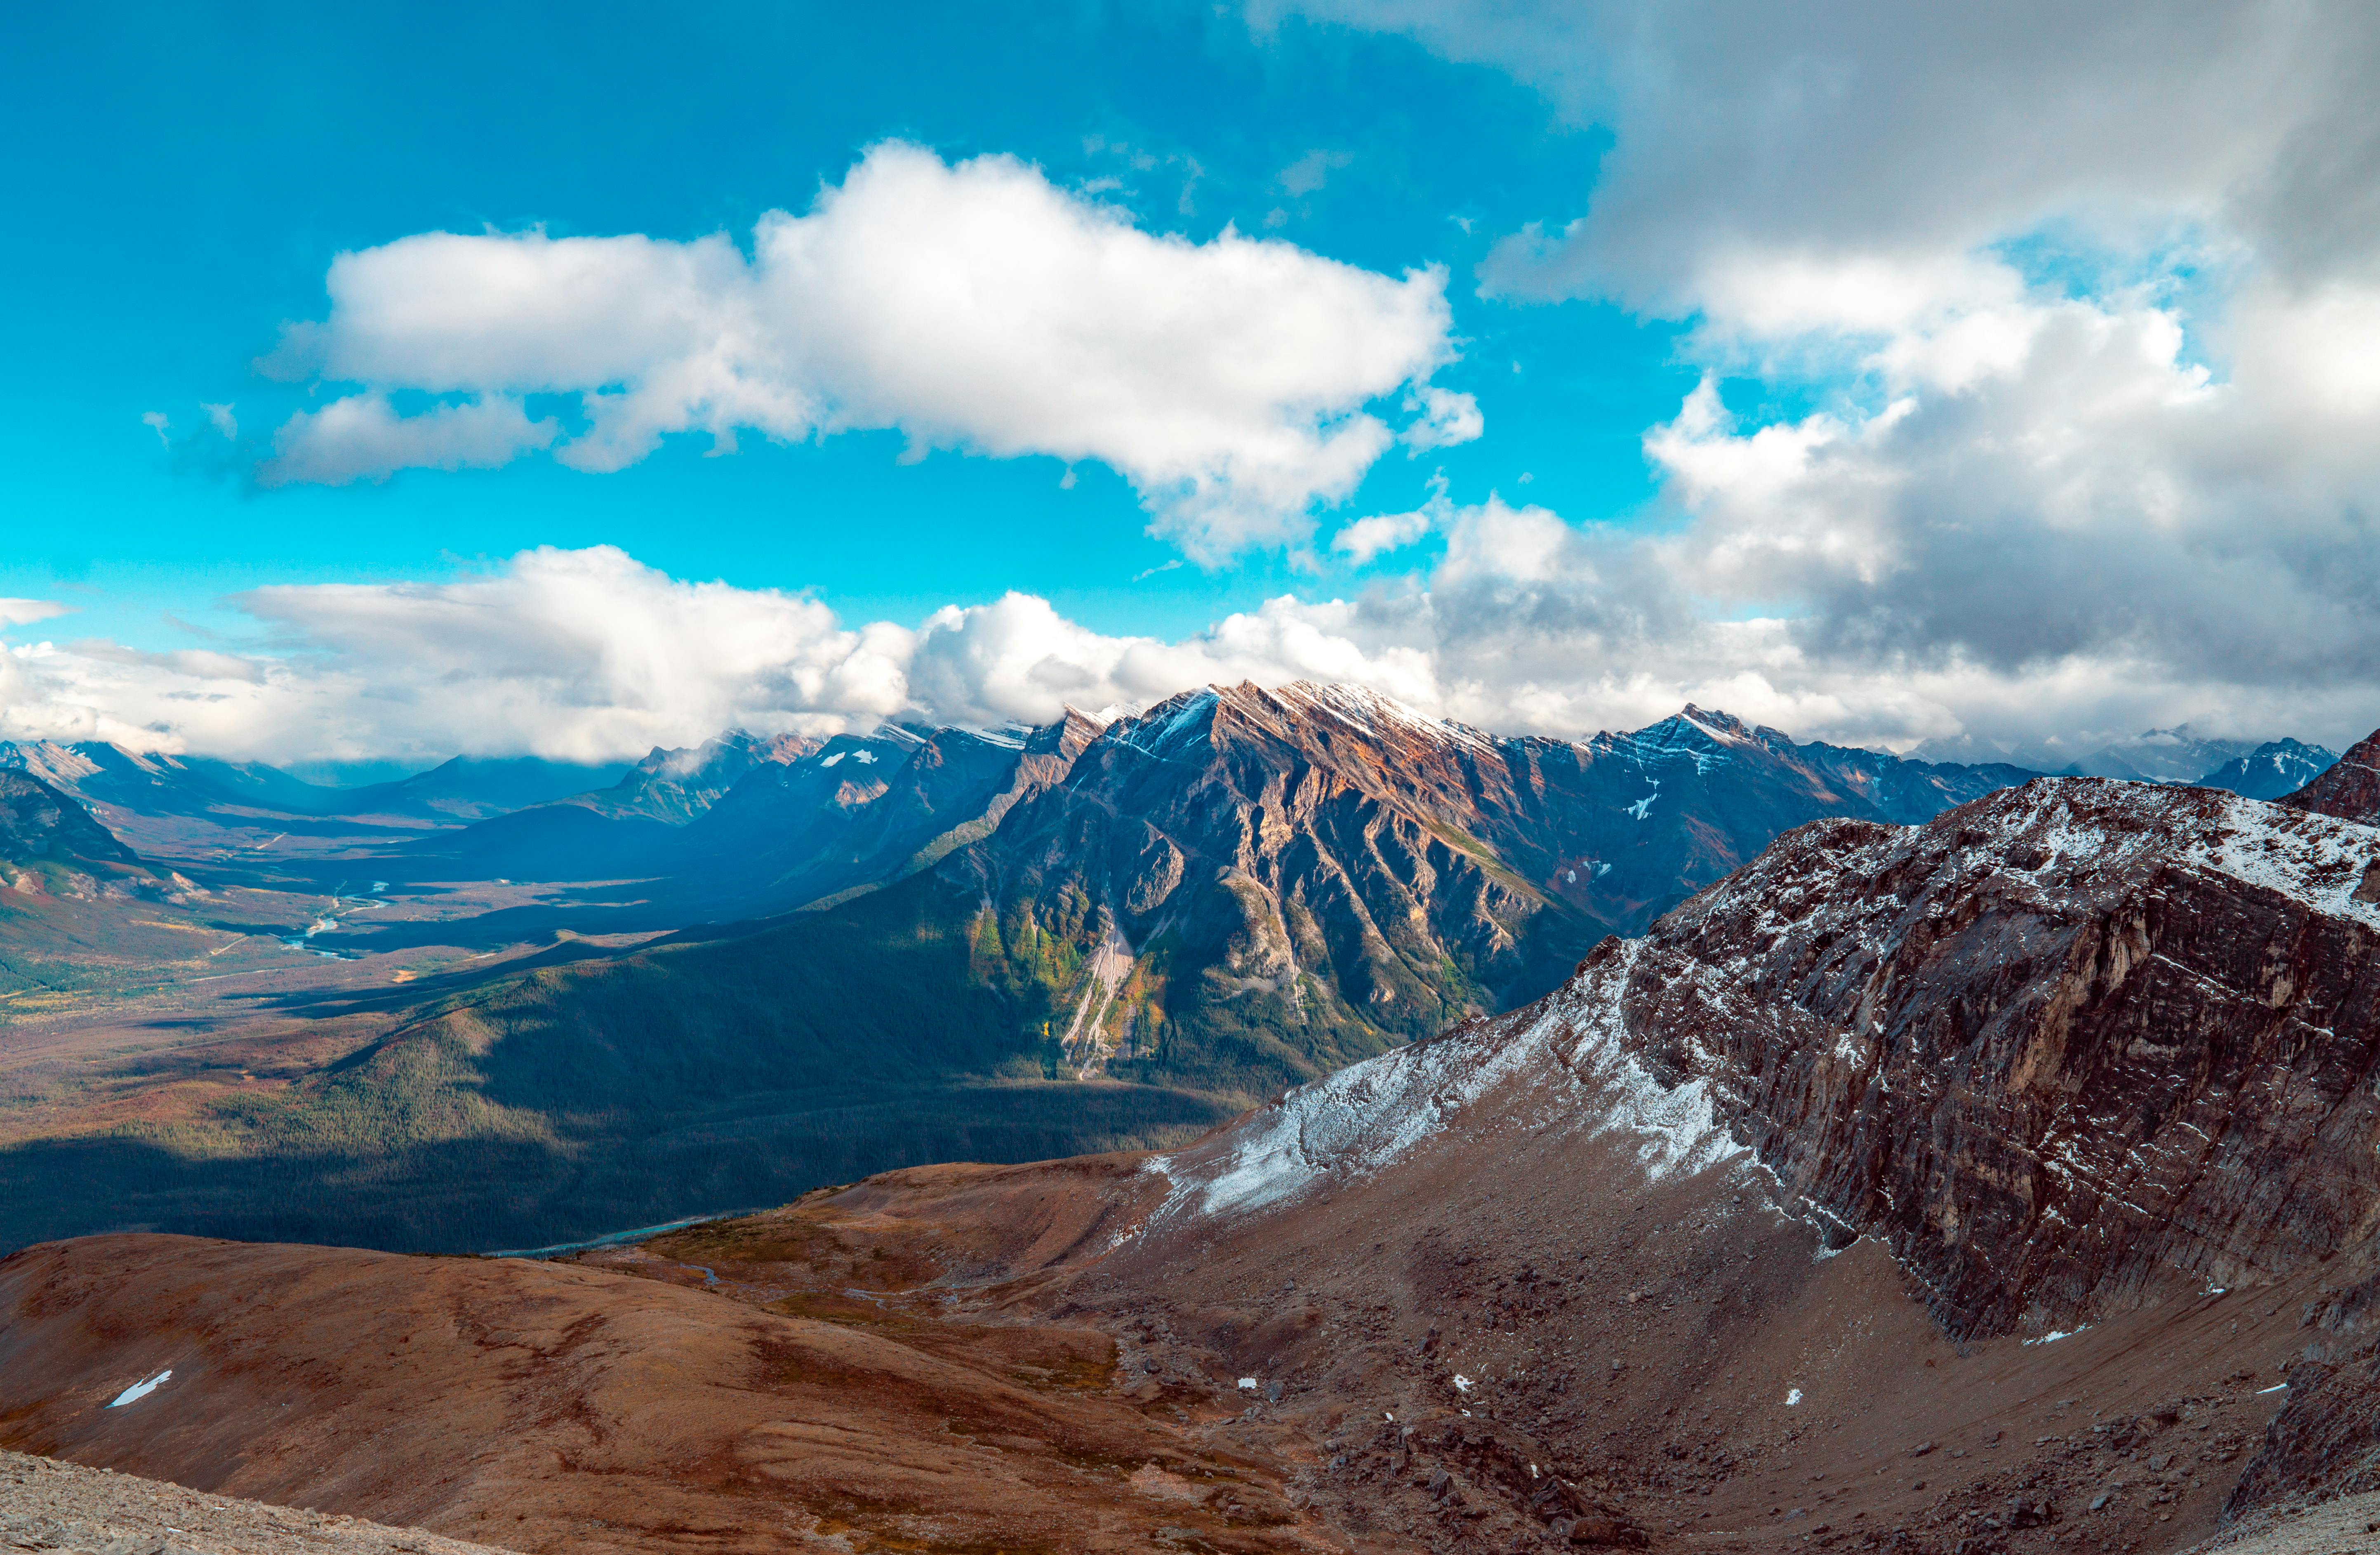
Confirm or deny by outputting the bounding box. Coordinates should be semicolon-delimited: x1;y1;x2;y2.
1615;778;2380;1338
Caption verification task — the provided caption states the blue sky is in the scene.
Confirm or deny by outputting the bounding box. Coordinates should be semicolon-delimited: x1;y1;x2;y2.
2;2;1686;643
5;1;2378;763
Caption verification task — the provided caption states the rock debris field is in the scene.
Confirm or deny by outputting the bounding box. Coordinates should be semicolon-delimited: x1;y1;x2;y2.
0;1451;504;1555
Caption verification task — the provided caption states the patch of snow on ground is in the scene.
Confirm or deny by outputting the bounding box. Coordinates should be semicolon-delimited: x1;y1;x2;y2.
1550;945;1749;1183
1785;1388;1803;1406
2023;1327;2087;1345
1989;782;2378;931
107;1370;171;1407
1158;940;1743;1223
2184;795;2380;930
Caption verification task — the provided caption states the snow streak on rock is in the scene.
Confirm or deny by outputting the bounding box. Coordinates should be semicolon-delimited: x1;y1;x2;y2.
1152;939;1744;1225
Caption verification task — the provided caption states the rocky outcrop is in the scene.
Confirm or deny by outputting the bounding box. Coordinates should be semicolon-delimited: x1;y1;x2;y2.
0;771;145;874
2282;728;2380;825
1621;777;2380;1336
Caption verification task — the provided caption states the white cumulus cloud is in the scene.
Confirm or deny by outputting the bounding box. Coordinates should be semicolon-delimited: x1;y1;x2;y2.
1331;471;1453;564
1245;0;2380;749
0;600;70;629
10;539;2375;769
265;394;559;486
257;142;1473;557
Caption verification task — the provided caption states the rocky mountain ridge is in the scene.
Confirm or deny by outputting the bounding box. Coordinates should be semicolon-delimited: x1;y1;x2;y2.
2281;728;2380;826
1143;774;2380;1332
915;681;2044;1094
2197;737;2340;801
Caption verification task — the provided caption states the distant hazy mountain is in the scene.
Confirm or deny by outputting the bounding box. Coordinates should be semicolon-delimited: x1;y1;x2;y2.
406;716;1100;912
313;754;632;821
0;740;330;817
2192;737;2338;800
2062;725;2255;783
1914;723;2339;789
568;730;820;825
0;739;628;824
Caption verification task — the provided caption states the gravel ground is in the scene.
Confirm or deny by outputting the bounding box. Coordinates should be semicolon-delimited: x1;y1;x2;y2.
2189;1489;2380;1555
0;1451;512;1555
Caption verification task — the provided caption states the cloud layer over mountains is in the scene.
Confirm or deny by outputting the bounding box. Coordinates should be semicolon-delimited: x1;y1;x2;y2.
6;537;2377;766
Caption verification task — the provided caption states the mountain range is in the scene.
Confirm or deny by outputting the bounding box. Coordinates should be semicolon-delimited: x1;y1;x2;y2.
9;737;2380;1555
0;686;2361;1262
1913;723;2341;792
0;683;2055;1254
0;739;629;827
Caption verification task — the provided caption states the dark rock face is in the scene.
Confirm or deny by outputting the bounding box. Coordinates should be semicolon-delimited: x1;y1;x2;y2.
2225;1352;2380;1515
1617;777;2380;1336
0;771;142;870
2281;728;2380;825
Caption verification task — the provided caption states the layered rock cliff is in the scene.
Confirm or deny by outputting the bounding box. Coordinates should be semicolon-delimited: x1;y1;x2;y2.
1626;778;2380;1336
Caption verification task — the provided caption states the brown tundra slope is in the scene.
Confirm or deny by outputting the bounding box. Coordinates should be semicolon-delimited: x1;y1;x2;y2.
6;772;2380;1555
